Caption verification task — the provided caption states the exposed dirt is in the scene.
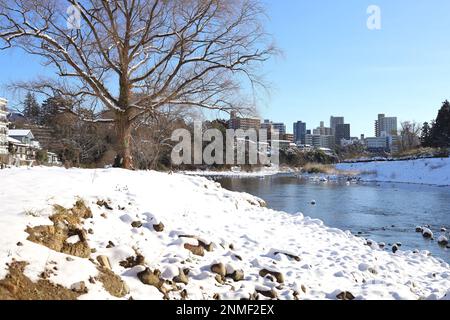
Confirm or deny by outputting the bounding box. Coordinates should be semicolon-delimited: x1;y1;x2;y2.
97;267;129;298
0;261;81;300
26;200;91;258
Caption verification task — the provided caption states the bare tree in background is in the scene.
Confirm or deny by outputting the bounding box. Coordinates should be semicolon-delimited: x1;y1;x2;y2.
0;0;275;168
399;121;422;152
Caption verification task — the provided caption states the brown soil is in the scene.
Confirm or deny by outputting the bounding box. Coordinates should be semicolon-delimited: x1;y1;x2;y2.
0;261;81;300
97;267;129;298
26;200;91;258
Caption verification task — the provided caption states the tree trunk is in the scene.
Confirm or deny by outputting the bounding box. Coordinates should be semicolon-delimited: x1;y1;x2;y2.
116;113;133;169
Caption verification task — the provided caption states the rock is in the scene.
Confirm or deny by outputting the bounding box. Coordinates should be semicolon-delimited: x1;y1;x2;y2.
422;228;433;239
66;257;75;262
153;223;165;232
184;243;205;256
137;268;163;288
215;274;224;284
274;251;301;262
256;289;278;299
88;228;94;234
229;270;245;282
310;200;316;205
259;269;284;284
16;242;23;246
71;281;87;294
211;263;226;277
441;227;447;232
91;248;97;254
336;291;355;300
119;254;145;269
97;200;113;210
97;255;112;270
392;244;399;254
106;241;115;248
180;289;188;300
179;235;213;252
415;226;423;233
438;235;449;246
173;268;189;285
131;221;142;228
213;293;221;300
233;254;243;261
200;241;214;252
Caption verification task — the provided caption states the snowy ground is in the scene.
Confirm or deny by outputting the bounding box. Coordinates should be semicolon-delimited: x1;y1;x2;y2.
337;157;450;186
181;165;288;178
1;167;450;300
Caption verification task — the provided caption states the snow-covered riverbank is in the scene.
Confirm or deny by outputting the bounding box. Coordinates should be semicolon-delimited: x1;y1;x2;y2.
181;165;289;178
1;167;450;300
337;157;450;186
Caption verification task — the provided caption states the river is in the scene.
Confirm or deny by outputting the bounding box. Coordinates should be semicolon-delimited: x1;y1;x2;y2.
215;174;450;263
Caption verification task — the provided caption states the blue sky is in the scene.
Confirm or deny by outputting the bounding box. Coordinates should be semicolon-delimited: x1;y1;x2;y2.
1;0;450;136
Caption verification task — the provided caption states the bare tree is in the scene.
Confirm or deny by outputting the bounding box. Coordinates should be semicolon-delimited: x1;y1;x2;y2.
0;0;275;168
399;121;422;152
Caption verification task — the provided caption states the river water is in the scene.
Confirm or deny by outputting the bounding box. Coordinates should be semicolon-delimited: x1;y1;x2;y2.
215;174;450;263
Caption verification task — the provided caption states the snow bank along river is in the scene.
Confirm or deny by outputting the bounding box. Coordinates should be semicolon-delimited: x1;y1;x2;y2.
1;167;450;300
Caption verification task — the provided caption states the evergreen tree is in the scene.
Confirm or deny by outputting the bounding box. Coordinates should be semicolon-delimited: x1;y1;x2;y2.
420;122;432;147
430;100;450;147
22;92;40;123
40;96;64;125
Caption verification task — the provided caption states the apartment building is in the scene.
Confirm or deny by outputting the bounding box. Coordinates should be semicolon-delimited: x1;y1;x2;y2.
0;98;8;156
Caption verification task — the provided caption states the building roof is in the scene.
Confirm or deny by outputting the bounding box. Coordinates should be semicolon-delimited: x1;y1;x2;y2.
8;129;34;139
7;137;21;144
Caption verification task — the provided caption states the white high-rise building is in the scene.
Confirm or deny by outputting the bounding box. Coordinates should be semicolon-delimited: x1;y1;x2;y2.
375;114;398;137
0;98;8;156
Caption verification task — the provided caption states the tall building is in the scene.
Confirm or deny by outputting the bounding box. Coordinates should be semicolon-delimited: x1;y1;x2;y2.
272;122;286;136
335;123;351;145
375;114;397;137
0;98;8;156
229;111;261;131
293;121;307;144
261;120;286;140
330;116;344;134
313;121;332;136
305;134;335;149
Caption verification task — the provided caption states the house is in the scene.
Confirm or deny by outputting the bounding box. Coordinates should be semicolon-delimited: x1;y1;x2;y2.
47;152;62;166
7;129;41;165
8;129;35;145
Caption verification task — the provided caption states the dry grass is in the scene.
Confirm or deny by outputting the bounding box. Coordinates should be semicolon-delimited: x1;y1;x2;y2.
302;163;360;176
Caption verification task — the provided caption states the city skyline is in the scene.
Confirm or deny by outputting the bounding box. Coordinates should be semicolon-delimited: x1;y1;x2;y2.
1;1;450;136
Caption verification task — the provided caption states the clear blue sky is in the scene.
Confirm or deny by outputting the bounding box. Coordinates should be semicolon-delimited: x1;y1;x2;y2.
1;0;450;136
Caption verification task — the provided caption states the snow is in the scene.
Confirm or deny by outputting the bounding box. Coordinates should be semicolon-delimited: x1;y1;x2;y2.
0;167;450;300
336;158;450;186
181;165;292;178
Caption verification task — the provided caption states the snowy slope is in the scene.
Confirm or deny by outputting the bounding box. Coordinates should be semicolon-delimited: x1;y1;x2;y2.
1;167;450;300
337;158;450;186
